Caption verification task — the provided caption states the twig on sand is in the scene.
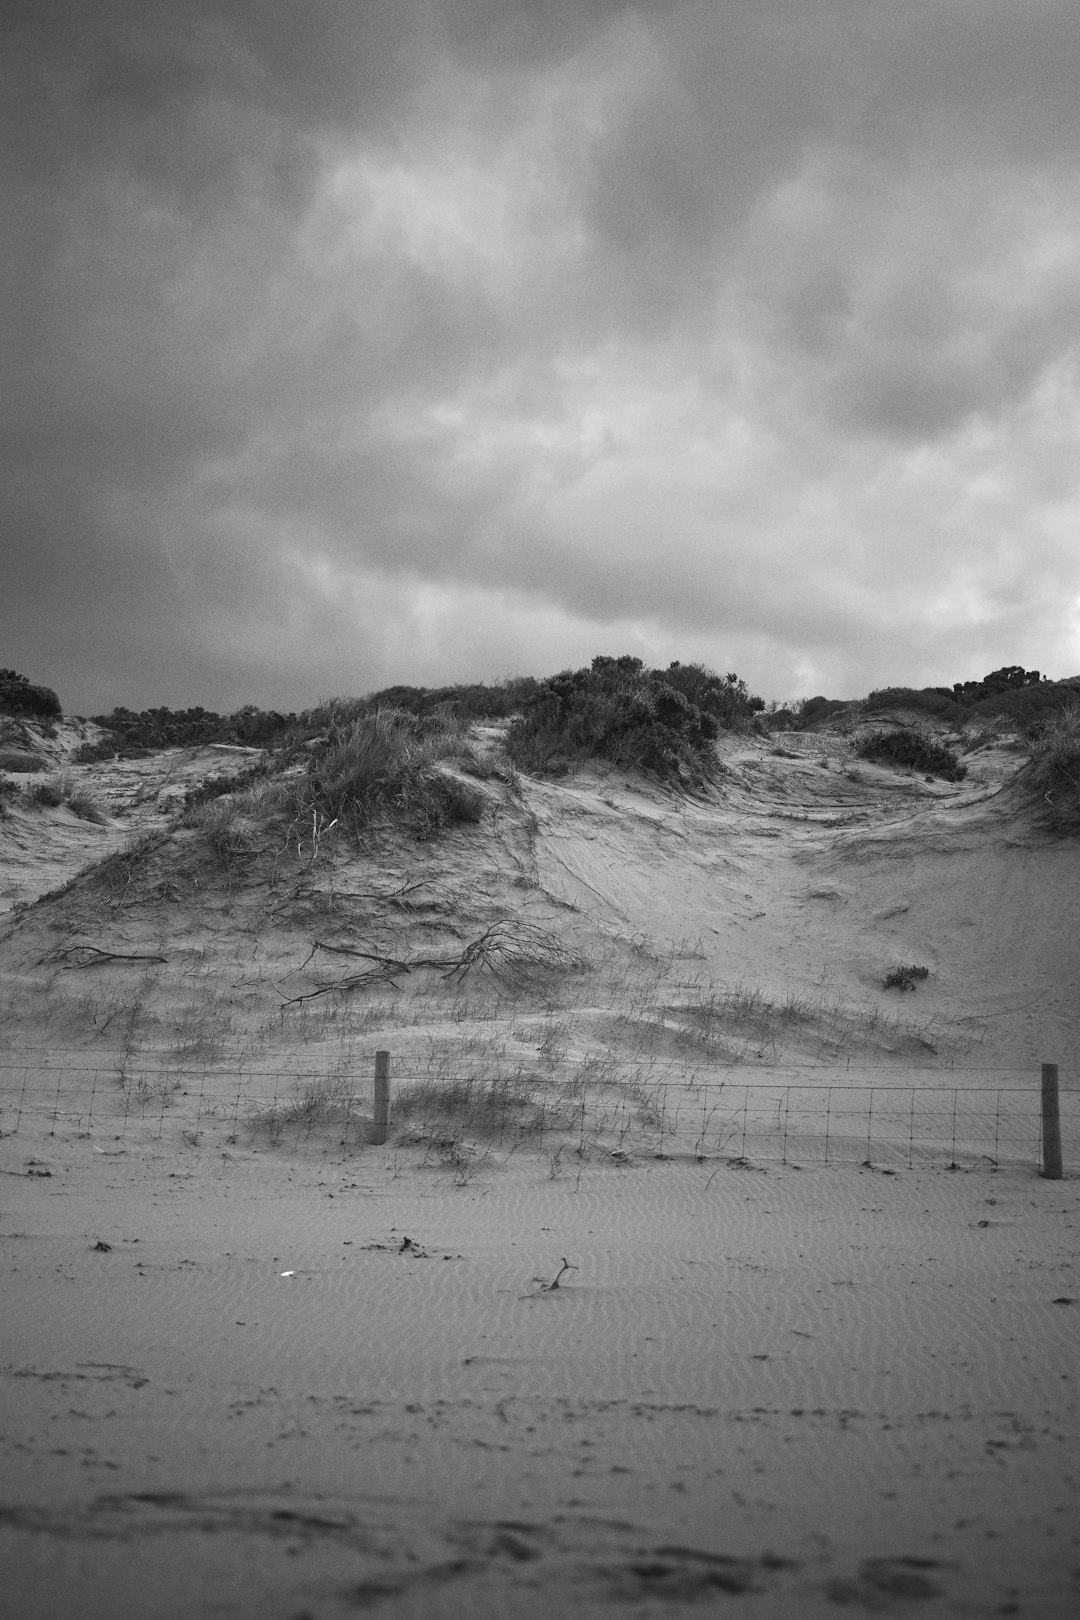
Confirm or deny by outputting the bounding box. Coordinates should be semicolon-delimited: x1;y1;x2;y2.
533;1258;578;1292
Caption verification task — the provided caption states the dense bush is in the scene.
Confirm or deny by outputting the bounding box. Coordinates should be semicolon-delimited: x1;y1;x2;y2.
864;686;961;719
657;662;765;727
1020;701;1080;834
863;670;1080;728
82;703;297;757
505;655;761;781
356;675;541;722
799;695;852;724
952;665;1045;703
976;678;1080;732
0;669;61;718
857;729;967;781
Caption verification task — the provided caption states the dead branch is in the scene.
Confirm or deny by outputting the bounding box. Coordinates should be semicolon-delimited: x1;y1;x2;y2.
311;939;413;970
443;920;582;988
278;961;404;1005
280;919;582;1007
40;944;169;969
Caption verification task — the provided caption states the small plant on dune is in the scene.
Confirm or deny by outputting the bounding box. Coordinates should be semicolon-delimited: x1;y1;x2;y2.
1020;700;1080;833
248;1071;368;1146
388;1070;581;1169
882;964;930;992
283;1074;365;1133
186;793;269;859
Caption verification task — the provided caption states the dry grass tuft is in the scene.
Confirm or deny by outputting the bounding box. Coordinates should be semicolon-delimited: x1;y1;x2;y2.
1021;700;1080;834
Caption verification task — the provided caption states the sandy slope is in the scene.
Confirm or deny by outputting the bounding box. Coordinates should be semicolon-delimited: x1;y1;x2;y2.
1;722;1078;1616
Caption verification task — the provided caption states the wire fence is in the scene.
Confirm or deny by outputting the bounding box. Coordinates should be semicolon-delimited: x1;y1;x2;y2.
0;1052;1072;1173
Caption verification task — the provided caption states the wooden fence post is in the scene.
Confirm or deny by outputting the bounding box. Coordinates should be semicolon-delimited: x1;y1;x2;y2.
1041;1062;1062;1180
373;1051;391;1146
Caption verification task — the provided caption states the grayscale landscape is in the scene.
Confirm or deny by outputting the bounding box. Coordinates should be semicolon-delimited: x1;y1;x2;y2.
2;667;1078;1617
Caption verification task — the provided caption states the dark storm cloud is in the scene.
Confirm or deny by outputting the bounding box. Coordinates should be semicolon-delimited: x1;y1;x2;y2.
3;1;1080;712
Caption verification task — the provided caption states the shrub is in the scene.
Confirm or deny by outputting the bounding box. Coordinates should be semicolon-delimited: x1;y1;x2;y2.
799;695;854;725
505;655;760;782
953;665;1045;704
658;662;765;728
355;675;541;723
1020;700;1080;834
882;964;930;991
85;703;297;755
0;670;61;719
29;780;65;807
977;679;1080;732
857;729;967;781
864;686;960;719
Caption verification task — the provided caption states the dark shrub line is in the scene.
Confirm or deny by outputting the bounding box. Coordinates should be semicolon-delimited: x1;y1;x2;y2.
857;729;967;781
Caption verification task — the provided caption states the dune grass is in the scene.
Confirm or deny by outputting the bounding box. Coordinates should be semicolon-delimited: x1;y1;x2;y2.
1021;700;1080;834
184;707;489;857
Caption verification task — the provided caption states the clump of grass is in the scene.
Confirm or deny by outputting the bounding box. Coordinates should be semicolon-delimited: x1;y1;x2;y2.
393;1071;573;1148
186;792;269;859
662;984;952;1062
856;728;967;781
249;1072;369;1147
184;708;488;855
0;748;47;773
26;769;108;822
1021;700;1080;833
295;708;486;836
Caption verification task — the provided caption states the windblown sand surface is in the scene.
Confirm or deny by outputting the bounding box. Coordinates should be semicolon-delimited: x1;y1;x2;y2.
1;721;1078;1615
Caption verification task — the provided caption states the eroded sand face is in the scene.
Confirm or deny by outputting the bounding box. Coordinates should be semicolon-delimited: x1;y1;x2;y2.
1;724;1078;1614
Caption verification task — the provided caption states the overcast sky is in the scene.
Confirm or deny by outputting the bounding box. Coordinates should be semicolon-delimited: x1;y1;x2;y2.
3;1;1080;715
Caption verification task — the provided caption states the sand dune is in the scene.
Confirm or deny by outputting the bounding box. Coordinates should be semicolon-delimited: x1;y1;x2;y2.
1;721;1078;1615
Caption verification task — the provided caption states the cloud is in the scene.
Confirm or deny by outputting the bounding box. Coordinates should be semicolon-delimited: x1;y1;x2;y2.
3;1;1080;713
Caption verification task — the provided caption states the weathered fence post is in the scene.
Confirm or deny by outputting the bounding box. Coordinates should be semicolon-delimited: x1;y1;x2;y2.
1041;1063;1062;1180
372;1051;391;1146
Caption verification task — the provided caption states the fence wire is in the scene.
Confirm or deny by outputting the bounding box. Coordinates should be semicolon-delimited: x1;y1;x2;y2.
0;1053;1071;1172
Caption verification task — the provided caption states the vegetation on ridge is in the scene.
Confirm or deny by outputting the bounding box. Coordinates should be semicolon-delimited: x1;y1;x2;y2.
0;667;61;720
505;655;763;781
184;706;489;855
